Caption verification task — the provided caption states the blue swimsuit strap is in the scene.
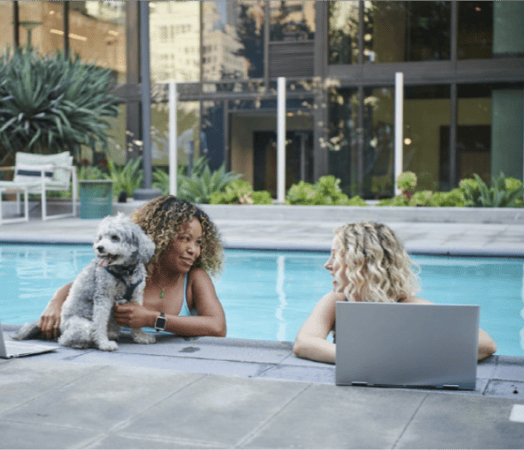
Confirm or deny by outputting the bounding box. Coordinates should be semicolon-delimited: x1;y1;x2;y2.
179;273;192;317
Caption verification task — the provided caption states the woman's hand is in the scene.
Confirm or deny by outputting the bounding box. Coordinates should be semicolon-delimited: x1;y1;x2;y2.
113;303;155;329
39;300;62;340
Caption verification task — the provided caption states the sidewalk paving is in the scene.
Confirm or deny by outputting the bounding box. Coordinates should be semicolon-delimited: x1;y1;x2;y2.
1;207;524;448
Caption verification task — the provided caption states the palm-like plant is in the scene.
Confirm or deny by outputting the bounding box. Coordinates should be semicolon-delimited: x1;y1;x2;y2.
0;48;118;165
105;158;144;198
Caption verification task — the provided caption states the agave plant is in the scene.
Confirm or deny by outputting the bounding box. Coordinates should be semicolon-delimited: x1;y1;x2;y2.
178;161;242;204
0;47;118;165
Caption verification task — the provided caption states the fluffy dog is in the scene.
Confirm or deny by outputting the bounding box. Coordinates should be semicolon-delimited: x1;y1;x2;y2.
17;213;156;351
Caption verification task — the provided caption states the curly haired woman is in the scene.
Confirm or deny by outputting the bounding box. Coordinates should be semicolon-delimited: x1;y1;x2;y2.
38;196;226;339
293;222;496;364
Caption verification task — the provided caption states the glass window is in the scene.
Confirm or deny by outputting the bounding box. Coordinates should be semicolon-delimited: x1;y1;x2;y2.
202;1;261;81
327;88;359;196
362;87;395;198
69;2;126;84
19;1;63;54
403;85;450;192
363;1;451;63
149;1;200;83
458;2;524;60
270;1;315;42
150;100;200;168
328;1;359;65
456;83;523;184
0;2;12;53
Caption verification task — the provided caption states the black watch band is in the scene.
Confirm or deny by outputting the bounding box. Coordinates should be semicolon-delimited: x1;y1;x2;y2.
155;312;166;332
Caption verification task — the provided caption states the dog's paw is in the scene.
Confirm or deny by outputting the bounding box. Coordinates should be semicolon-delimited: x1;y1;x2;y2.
98;340;118;351
107;332;119;341
133;333;156;344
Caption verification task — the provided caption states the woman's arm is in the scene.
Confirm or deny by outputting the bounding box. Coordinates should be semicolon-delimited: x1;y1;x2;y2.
114;269;227;337
293;292;343;364
39;282;72;339
406;296;497;361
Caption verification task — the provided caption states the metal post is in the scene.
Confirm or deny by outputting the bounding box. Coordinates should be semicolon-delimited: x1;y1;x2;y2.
169;82;177;196
394;72;404;196
134;1;161;200
277;77;286;203
140;0;152;190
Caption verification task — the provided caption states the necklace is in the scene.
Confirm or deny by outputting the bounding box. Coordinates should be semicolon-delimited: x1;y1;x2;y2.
148;277;166;299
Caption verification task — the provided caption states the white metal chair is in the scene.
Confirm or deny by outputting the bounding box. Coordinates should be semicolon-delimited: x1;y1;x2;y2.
0;151;77;222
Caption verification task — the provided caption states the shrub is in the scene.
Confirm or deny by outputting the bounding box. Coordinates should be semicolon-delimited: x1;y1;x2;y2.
460;172;523;207
285;175;367;206
209;179;273;205
429;189;466;207
285;181;325;205
409;190;433;206
396;171;417;200
377;195;409;207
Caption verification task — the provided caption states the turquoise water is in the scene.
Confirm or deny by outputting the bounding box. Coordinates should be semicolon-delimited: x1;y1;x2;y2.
1;244;523;356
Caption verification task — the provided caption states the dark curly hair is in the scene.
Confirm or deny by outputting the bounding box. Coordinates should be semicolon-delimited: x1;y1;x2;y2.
130;196;224;276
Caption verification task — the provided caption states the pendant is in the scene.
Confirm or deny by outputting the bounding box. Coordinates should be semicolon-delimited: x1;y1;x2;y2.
160;289;165;299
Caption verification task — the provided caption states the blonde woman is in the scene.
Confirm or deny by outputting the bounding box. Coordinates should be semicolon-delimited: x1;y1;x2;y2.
293;222;497;364
38;196;226;340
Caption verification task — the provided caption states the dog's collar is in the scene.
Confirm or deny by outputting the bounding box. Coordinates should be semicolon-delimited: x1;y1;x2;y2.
103;265;143;302
102;263;139;278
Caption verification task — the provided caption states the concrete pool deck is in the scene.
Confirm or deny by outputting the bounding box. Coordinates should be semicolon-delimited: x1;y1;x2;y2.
1;204;524;448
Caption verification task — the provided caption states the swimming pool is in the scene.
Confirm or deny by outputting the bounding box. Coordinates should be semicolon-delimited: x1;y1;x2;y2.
1;244;523;356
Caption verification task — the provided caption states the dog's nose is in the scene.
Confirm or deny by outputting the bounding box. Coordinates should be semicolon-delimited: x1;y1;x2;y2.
97;245;105;253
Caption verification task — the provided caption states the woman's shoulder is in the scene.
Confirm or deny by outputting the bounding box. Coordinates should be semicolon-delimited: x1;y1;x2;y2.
401;296;433;305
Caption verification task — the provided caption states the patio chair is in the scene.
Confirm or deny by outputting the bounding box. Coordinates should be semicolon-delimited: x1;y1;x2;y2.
0;151;77;222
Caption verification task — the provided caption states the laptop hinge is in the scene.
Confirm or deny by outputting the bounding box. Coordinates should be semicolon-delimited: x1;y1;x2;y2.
443;384;459;389
351;381;369;386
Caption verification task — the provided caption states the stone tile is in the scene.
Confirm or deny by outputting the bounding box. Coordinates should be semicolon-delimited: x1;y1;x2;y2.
243;384;426;449
71;349;275;378
117;374;308;447
0;420;96;449
0;359;105;414
493;356;524;381
395;393;524;449
257;364;335;385
5;364;202;431
484;380;524;399
116;335;293;364
89;434;227;449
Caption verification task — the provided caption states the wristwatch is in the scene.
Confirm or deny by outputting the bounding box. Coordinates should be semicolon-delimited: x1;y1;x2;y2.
155;312;167;332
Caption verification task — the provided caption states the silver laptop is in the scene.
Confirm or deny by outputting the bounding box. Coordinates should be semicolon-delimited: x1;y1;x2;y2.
335;302;479;390
0;319;56;359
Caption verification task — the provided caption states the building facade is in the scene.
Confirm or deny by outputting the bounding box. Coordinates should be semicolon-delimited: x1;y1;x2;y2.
2;1;523;198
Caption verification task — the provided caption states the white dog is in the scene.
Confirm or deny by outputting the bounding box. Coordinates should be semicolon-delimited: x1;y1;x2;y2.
17;213;156;351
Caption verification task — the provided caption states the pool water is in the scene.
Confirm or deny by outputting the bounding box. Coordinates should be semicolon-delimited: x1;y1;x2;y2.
1;244;523;356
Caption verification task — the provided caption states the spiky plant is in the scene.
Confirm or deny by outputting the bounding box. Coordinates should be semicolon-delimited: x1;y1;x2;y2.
0;47;119;165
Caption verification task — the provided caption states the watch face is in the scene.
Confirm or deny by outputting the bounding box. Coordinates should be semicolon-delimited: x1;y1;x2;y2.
155;316;167;330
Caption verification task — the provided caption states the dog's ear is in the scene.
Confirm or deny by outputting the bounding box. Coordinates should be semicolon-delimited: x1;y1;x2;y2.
133;225;156;263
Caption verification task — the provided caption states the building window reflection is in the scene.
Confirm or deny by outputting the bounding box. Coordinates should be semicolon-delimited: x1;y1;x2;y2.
0;2;13;52
202;2;253;81
69;2;126;84
149;1;200;83
363;1;451;63
328;1;359;65
19;1;63;53
269;1;315;42
458;2;524;60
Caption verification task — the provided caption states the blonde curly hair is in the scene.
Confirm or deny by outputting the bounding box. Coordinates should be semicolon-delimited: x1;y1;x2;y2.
333;222;420;302
130;196;224;276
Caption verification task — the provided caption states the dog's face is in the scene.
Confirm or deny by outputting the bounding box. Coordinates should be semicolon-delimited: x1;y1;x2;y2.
94;213;155;267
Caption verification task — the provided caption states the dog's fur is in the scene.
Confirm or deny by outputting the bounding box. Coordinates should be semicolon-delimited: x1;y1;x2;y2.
16;213;156;351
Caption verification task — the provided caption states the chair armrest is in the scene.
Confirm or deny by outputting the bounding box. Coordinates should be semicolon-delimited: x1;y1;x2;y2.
0;166;15;172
